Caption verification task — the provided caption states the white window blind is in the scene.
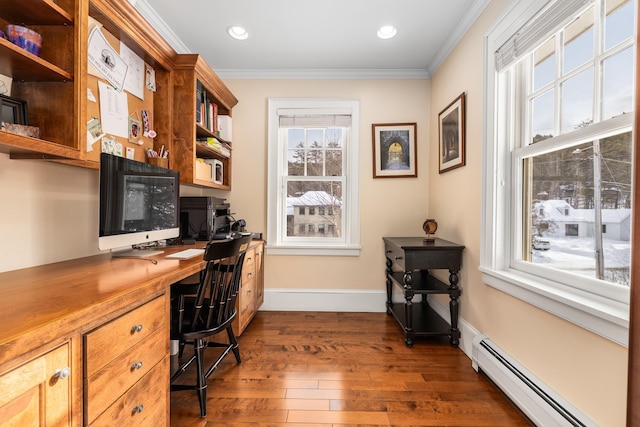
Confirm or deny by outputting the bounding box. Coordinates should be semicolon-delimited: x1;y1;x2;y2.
278;113;352;128
495;0;594;71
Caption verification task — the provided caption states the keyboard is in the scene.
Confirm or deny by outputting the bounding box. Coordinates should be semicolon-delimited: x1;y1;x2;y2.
165;248;205;259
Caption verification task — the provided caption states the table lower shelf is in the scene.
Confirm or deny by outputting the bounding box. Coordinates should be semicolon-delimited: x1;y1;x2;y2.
387;301;452;347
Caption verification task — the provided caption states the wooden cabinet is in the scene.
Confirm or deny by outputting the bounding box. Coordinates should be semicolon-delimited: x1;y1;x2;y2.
0;342;72;426
0;0;238;188
172;54;238;189
84;295;168;426
0;0;81;160
234;240;264;335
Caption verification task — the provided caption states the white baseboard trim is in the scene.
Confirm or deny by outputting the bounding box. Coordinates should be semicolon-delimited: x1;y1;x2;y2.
261;288;388;313
261;288;479;358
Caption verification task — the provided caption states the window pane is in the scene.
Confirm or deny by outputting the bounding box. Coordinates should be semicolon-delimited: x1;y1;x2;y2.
531;90;554;142
525;132;632;286
306;148;324;176
307;129;324;148
287;147;305;176
326;128;343;176
602;46;634;120
286;181;342;237
287;128;304;148
533;37;555;91
605;0;634;50
561;67;594;133
563;7;594;75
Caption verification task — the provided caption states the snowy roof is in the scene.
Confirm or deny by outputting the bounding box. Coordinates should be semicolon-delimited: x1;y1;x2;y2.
535;200;631;224
287;191;341;207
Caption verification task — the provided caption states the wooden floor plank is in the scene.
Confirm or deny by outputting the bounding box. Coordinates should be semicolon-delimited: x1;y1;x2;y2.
170;311;533;426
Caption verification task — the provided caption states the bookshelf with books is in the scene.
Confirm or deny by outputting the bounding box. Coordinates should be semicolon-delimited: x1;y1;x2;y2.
172;54;238;189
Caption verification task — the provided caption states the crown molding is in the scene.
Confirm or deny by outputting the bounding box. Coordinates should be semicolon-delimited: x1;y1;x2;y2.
215;68;430;80
427;0;491;76
132;0;190;54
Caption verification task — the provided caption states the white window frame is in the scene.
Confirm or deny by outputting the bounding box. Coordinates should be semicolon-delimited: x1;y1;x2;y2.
267;98;361;256
481;0;633;346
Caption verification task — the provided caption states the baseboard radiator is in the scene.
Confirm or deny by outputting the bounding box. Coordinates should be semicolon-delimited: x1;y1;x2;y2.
471;335;596;427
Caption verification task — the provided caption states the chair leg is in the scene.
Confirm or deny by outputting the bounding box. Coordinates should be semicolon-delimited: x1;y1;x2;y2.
194;338;207;418
226;326;241;364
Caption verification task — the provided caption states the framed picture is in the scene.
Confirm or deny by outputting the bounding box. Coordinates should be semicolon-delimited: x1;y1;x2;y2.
438;92;465;173
0;94;28;125
372;122;417;178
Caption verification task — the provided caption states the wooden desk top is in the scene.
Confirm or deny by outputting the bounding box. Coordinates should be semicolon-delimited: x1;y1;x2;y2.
0;243;208;365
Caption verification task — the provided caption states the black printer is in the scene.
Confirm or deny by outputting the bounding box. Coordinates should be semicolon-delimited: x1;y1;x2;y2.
179;196;231;241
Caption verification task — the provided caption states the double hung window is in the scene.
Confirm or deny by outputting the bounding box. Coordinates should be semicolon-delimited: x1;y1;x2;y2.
482;0;635;344
267;99;360;255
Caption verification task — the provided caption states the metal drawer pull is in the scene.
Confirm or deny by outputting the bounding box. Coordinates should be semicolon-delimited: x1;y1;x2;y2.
131;361;143;370
395;256;403;260
132;404;144;414
54;367;70;379
131;324;143;333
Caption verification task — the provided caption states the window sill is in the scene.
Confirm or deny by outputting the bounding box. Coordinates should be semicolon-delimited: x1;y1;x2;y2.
265;245;361;256
479;266;629;347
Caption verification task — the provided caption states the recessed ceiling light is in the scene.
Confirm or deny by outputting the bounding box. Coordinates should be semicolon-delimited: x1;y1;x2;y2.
227;26;248;40
377;25;397;40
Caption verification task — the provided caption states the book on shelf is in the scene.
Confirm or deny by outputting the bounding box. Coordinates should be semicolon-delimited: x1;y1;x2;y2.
195;80;203;125
197;137;231;158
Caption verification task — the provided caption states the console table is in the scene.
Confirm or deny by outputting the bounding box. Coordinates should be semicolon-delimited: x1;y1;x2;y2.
383;237;464;347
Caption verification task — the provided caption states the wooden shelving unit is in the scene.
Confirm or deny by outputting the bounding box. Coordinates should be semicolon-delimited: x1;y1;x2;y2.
172;54;238;190
0;0;79;159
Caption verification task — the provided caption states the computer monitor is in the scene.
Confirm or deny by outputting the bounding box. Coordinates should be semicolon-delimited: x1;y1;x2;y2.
98;152;180;257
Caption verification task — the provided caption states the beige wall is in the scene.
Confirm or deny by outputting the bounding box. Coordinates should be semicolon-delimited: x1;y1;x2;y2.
221;79;430;292
0;154;102;272
427;1;628;425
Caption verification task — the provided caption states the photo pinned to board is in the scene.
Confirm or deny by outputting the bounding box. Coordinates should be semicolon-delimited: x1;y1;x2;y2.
141;109;156;138
128;115;142;144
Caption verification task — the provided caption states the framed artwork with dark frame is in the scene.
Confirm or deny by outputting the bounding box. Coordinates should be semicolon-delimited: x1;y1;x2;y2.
0;94;28;125
438;92;465;173
372;122;417;178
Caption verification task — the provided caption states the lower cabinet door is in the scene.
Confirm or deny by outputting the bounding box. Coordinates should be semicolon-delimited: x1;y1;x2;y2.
89;356;168;427
0;343;72;426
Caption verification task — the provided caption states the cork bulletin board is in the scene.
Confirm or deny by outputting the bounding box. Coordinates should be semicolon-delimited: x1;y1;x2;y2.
85;21;156;164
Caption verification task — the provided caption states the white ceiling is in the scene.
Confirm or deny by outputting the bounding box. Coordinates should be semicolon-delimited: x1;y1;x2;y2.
132;0;490;79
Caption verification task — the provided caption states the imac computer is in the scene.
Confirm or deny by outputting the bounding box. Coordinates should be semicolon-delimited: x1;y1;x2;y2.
99;152;180;258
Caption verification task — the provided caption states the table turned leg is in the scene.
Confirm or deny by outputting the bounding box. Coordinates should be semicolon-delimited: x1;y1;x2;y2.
448;269;461;347
385;258;393;315
403;271;415;348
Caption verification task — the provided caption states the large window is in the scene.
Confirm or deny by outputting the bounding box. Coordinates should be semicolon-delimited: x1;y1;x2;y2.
482;0;635;345
267;99;360;255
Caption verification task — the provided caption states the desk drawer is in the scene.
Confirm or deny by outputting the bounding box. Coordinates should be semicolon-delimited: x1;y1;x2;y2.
384;242;406;270
85;296;166;377
85;326;167;424
242;247;256;283
89;356;168;427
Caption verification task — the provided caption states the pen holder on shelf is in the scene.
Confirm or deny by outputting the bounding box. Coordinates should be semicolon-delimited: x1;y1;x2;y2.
148;157;168;168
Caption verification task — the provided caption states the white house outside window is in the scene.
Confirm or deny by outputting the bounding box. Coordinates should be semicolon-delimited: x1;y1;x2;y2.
267;99;361;256
482;0;635;345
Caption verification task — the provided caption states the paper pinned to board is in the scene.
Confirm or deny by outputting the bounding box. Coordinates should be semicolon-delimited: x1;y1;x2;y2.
120;42;144;100
88;26;128;91
98;81;129;138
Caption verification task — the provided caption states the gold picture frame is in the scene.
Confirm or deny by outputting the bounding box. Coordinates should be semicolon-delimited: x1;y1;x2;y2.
372;122;417;178
438;93;465;173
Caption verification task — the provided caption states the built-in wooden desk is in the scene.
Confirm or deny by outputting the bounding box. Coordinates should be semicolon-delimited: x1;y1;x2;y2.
0;243;209;426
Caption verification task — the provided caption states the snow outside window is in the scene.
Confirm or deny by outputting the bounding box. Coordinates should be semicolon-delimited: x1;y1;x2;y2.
267;99;361;256
481;0;635;345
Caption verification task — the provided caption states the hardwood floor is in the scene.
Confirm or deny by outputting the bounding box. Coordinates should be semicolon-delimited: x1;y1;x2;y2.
170;311;533;426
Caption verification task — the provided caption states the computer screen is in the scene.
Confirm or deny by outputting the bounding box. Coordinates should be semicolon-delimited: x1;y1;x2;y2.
99;152;180;257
